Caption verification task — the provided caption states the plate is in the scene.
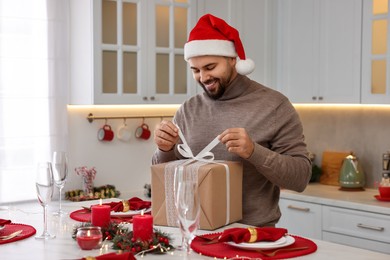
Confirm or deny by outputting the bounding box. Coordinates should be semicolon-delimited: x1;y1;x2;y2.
225;235;295;250
0;226;4;231
374;195;390;202
111;208;151;217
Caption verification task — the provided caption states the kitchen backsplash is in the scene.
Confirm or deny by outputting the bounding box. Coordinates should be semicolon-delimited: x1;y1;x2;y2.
67;104;390;195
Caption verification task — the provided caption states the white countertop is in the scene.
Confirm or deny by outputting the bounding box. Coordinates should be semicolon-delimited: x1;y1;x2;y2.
281;183;390;215
1;197;389;260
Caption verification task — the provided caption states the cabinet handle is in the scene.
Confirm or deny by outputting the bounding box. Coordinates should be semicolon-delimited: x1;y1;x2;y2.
143;96;148;101
318;96;323;100
150;96;155;101
357;223;384;232
287;205;310;212
312;96;317;100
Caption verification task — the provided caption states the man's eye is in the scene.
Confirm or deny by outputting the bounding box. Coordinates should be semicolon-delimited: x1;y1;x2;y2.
192;69;200;73
206;65;215;70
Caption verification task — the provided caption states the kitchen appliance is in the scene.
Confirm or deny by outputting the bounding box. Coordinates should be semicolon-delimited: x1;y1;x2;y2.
339;154;365;191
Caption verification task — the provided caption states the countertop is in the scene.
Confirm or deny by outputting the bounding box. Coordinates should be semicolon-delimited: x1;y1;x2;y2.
0;197;389;259
280;183;390;215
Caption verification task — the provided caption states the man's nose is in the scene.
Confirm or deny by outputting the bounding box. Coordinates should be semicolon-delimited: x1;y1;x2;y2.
200;70;210;82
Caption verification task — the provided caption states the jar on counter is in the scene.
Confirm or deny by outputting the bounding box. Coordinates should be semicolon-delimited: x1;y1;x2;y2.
76;226;103;250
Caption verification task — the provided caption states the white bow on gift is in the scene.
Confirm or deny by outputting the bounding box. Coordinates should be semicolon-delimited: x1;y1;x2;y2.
164;124;231;227
175;123;220;162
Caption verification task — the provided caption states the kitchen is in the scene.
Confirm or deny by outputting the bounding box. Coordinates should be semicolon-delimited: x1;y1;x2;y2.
1;0;390;259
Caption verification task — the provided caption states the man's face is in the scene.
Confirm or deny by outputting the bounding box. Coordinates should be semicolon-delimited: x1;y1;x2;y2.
188;56;237;100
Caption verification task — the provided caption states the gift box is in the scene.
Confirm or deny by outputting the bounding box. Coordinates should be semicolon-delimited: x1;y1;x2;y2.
151;160;243;230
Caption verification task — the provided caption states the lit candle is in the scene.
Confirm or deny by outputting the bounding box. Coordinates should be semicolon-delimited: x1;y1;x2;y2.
91;199;111;227
133;211;153;241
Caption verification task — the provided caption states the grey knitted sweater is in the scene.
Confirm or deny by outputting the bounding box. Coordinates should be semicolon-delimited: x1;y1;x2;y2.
152;74;311;227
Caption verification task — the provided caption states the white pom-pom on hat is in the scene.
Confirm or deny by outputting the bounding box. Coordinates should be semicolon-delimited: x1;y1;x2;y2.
184;14;255;75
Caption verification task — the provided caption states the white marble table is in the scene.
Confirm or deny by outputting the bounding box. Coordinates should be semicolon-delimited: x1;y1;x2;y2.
0;199;389;260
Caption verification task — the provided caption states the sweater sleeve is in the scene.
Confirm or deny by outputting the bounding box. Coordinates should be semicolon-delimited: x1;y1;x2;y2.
247;100;311;192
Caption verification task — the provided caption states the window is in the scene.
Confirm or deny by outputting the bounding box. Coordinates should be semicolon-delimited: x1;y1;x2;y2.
0;0;69;203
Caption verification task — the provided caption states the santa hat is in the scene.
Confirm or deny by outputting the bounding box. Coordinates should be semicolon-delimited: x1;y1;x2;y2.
184;14;255;75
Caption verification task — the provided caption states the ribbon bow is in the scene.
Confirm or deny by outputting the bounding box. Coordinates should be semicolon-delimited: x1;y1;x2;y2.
175;123;220;162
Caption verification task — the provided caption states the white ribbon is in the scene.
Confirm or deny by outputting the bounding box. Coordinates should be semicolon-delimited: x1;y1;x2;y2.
164;124;231;227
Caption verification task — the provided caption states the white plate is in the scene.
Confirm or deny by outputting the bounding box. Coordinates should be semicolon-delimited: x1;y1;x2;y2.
225;235;295;250
110;208;151;217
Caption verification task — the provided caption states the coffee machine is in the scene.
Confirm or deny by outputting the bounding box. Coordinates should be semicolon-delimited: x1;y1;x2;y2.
381;151;390;186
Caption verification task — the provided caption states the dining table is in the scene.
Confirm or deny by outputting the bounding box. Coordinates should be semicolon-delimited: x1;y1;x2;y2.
0;193;389;260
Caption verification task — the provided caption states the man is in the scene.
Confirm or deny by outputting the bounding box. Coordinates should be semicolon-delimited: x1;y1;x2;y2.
152;14;311;227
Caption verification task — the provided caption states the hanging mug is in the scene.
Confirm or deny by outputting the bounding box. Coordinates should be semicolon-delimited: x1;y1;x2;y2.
117;121;131;142
98;124;114;141
135;123;151;140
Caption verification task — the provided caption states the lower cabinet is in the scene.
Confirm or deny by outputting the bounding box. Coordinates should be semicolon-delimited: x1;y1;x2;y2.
278;198;390;254
277;198;322;240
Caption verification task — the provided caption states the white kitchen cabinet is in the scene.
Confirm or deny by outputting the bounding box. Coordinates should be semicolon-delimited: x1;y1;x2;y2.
361;0;390;104
277;198;322;240
322;206;390;254
279;184;390;254
277;0;362;103
70;0;198;105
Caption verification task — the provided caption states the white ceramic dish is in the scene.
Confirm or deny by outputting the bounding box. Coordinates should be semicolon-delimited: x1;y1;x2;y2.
110;208;151;217
225;235;295;250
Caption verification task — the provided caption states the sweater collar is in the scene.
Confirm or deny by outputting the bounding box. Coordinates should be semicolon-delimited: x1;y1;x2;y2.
216;74;250;101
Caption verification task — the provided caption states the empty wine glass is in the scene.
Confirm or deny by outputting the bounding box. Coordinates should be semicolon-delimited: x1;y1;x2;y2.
174;170;200;254
52;151;68;216
35;162;56;239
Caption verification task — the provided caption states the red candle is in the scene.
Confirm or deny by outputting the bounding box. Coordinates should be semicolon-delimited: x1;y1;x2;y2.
133;213;153;241
91;200;111;227
77;234;103;250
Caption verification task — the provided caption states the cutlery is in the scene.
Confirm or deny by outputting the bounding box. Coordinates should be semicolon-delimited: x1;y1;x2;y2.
247;246;309;257
0;230;23;240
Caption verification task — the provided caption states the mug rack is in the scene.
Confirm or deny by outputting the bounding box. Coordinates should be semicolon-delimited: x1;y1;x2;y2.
86;113;173;123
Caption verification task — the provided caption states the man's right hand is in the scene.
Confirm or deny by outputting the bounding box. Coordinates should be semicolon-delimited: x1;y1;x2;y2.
154;120;179;152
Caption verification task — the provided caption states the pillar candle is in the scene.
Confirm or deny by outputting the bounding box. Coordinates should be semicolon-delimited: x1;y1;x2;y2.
91;200;111;227
133;214;153;241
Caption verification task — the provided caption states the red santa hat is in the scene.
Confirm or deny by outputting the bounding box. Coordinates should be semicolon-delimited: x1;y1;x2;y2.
184;14;255;75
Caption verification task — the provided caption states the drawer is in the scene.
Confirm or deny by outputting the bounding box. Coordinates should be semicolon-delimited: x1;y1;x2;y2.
278;199;322;239
323;206;390;243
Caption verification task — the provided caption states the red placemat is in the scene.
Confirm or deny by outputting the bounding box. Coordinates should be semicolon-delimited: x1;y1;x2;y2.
0;223;36;245
70;209;144;224
191;233;317;259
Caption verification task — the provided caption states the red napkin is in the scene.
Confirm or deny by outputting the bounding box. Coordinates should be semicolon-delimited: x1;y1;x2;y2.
103;197;151;212
81;252;135;260
0;219;11;226
218;227;288;244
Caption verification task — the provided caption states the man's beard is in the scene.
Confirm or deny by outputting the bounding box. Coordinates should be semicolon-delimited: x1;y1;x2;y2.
200;78;226;100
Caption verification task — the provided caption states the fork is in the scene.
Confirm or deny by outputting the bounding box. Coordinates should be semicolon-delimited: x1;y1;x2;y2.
0;230;23;240
250;246;309;257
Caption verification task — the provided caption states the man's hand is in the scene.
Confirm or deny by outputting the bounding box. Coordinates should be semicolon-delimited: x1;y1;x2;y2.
218;128;254;159
154;120;179;152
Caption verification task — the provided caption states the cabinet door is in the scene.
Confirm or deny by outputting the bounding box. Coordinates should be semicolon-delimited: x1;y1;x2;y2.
361;0;390;104
93;0;197;104
277;0;362;103
277;198;322;239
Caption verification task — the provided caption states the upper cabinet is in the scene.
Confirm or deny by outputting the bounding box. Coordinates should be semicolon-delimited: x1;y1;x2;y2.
276;0;362;103
70;0;198;105
362;0;390;104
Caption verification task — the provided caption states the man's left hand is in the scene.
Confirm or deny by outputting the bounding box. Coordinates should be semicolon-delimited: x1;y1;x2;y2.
218;128;254;159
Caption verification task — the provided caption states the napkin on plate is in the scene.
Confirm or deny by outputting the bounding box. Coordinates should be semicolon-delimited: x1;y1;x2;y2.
218;227;288;244
0;219;11;226
103;197;151;212
81;252;135;260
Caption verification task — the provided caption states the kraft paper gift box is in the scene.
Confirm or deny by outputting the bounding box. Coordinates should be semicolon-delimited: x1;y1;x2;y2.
151;161;243;230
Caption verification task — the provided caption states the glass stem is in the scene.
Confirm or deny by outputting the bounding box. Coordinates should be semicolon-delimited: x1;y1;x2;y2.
43;205;48;234
59;187;62;211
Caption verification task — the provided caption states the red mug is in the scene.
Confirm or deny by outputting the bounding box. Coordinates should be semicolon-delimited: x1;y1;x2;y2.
97;124;114;141
135;123;151;140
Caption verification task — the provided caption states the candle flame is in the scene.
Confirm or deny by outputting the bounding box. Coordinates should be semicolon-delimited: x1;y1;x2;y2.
141;209;144;216
99;198;102;205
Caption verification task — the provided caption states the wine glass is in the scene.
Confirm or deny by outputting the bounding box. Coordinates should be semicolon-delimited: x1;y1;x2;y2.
35;162;56;239
52;151;68;216
174;171;200;254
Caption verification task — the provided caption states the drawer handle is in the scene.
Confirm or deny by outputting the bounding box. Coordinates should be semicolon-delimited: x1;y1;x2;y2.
287;205;310;212
357;223;384;232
